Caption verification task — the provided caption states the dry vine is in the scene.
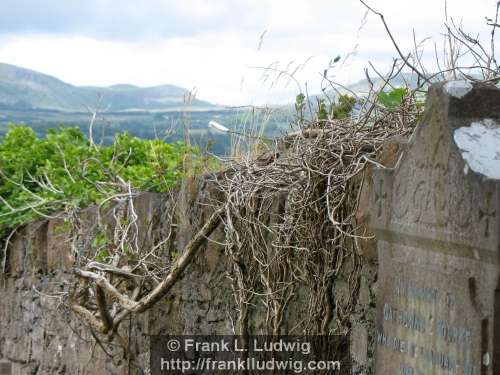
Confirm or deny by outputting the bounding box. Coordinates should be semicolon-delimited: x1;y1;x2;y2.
216;91;420;337
66;189;223;366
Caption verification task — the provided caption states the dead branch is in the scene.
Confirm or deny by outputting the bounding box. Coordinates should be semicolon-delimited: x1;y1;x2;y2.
70;206;223;334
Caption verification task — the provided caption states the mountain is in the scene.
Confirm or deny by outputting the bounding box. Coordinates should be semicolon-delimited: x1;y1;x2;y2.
344;73;421;96
0;63;214;112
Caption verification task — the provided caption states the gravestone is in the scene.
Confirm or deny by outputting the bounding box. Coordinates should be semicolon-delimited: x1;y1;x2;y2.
370;81;500;375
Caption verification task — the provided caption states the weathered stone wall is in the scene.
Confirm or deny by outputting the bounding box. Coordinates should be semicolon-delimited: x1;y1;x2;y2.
0;176;236;374
0;170;378;374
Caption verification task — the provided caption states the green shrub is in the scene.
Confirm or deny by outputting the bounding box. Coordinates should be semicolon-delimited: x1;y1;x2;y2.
317;94;356;123
0;125;202;241
377;87;408;111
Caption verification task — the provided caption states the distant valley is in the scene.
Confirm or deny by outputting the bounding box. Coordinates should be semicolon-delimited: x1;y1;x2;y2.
0;63;291;155
1;63;416;155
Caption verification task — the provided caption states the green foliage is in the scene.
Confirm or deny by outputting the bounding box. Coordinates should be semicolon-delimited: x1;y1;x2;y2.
295;93;306;122
0;125;201;240
331;95;356;119
317;99;329;121
95;248;111;263
0;108;291;156
377;87;408;112
316;94;356;123
92;232;110;249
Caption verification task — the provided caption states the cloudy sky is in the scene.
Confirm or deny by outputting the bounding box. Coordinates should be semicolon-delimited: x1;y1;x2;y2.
0;0;497;105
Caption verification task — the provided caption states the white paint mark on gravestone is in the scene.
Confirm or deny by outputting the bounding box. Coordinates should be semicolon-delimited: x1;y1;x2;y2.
453;119;500;180
443;80;473;98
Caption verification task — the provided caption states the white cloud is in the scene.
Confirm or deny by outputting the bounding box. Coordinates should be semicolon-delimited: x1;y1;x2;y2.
0;0;498;105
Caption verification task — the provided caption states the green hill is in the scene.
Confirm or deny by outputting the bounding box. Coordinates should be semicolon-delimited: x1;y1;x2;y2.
0;63;214;111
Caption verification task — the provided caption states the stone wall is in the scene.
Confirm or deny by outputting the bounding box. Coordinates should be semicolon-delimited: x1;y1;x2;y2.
0;178;234;374
0;165;379;374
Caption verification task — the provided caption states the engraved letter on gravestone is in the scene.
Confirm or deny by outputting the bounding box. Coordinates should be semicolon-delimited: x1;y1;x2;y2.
370;82;500;375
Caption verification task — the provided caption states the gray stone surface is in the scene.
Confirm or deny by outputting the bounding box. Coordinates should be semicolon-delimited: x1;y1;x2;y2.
0;179;237;374
0;150;378;374
370;82;500;375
